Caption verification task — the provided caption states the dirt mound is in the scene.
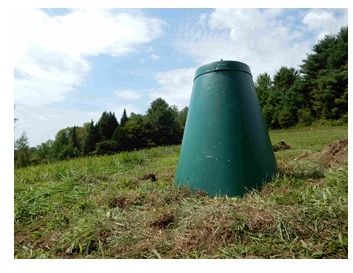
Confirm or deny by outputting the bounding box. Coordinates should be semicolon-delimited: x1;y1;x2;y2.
273;141;291;152
150;213;175;229
294;138;348;168
141;173;157;182
108;196;128;209
320;138;348;167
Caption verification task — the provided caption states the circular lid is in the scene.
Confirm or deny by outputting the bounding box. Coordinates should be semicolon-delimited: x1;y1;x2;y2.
194;60;252;80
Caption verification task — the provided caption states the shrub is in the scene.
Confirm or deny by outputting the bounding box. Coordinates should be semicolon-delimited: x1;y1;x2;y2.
95;140;118;155
278;109;295;128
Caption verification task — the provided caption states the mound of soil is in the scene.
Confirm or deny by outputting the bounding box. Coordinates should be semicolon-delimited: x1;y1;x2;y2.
295;138;347;168
141;173;157;182
273;141;291;152
150;213;175;229
108;196;128;209
320;138;348;167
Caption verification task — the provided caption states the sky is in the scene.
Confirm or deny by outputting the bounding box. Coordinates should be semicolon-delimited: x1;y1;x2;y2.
14;8;348;146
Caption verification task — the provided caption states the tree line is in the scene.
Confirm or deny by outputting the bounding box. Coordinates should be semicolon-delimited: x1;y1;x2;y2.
255;27;347;128
15;27;347;168
15;99;188;168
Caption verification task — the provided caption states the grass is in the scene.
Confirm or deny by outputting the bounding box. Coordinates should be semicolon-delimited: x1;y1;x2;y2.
14;125;348;258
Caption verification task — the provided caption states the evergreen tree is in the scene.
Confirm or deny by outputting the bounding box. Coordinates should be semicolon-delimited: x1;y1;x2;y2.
300;27;348;120
177;106;188;140
120;109;128;127
121;113;148;150
70;126;80;151
255;73;272;109
96;111;119;141
83;121;99;155
273;67;299;92
112;126;128;151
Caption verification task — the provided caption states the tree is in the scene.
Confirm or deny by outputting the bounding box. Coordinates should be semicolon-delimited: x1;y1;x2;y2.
262;89;281;129
51;127;71;160
77;123;91;151
255;73;272;108
14;132;31;168
177;106;188;140
83;121;99;155
120;109;128;127
33;140;54;164
262;67;301;128
273;67;299;92
95;140;118;155
278;109;295;128
145;98;179;146
96;111;119;141
120;113;148;150
70;126;80;151
300;27;348;120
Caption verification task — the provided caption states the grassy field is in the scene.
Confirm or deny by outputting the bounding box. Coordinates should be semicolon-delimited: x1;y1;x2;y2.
14;126;348;258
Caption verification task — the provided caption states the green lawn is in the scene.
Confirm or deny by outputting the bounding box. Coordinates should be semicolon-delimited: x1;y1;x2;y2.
14;126;348;258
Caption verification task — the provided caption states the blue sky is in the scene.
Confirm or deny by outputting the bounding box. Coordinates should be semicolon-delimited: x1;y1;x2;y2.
14;8;348;146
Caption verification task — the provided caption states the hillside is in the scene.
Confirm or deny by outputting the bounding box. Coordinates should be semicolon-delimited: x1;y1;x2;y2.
14;126;348;258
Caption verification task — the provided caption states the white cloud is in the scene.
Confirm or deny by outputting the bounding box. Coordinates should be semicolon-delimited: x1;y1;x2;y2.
113;89;142;101
302;9;348;40
174;8;347;78
14;9;164;107
149;68;195;109
174;9;311;77
150;54;160;60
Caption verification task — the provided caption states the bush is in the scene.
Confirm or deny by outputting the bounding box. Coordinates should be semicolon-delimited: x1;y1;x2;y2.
298;109;315;126
278;110;295;128
95;140;118;155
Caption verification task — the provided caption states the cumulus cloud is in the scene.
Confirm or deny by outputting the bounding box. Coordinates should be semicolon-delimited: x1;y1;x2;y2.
302;9;348;40
14;9;164;107
174;8;347;78
113;89;142;101
149;68;195;109
174;9;311;77
150;54;160;60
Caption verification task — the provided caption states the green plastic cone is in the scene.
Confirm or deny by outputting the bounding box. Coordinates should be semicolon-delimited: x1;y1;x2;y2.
175;60;277;197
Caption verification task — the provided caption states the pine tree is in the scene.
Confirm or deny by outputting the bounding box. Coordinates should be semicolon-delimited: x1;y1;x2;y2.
96;111;119;141
120;109;128;127
70;126;80;150
255;73;272;109
83;121;99;154
300;27;348;120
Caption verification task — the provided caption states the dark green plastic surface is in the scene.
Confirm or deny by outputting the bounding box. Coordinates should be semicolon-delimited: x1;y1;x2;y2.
175;60;277;197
